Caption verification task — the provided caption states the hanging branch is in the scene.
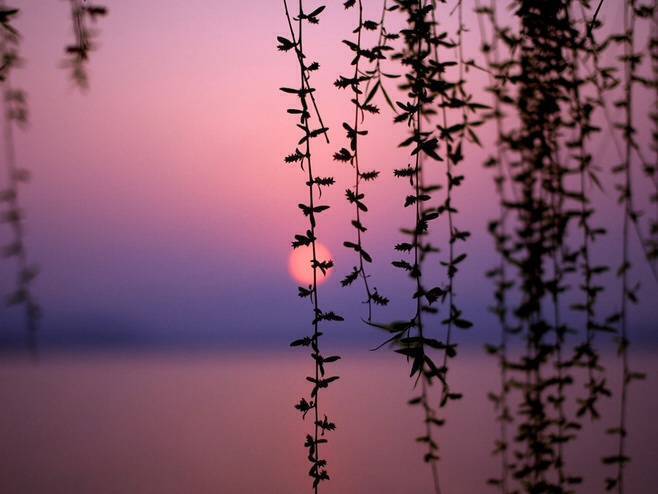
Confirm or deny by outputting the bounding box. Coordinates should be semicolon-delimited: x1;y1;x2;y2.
63;0;108;89
0;4;40;352
401;2;443;486
488;2;585;491
580;1;658;281
603;1;647;491
475;2;657;492
334;0;389;320
367;2;449;491
278;1;342;492
644;1;658;266
368;2;480;489
475;1;513;491
545;26;572;492
566;1;612;427
431;0;479;418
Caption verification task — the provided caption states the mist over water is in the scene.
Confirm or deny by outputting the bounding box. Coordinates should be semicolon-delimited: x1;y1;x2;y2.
1;350;655;494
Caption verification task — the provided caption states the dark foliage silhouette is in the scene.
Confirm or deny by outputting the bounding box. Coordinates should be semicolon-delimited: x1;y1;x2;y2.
0;4;39;352
474;1;656;492
334;0;390;321
0;2;107;352
361;1;481;490
278;1;342;491
2;2;657;492
275;1;656;492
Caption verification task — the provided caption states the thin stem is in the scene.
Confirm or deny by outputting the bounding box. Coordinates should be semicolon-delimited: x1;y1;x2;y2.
282;1;339;491
615;4;634;492
282;1;330;144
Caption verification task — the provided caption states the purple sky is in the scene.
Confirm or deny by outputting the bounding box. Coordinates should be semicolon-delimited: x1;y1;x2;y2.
0;0;656;350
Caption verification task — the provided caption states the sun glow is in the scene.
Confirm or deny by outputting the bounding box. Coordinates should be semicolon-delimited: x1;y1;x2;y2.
288;242;333;286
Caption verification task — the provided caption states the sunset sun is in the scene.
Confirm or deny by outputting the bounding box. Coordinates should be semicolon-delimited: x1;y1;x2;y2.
288;242;333;286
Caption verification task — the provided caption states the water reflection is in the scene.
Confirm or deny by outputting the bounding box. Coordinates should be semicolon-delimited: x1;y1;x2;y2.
0;350;655;493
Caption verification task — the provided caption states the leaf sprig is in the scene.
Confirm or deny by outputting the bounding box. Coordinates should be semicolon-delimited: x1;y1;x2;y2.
279;2;341;491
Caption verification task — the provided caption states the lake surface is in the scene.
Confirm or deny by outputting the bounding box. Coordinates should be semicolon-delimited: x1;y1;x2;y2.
0;349;656;493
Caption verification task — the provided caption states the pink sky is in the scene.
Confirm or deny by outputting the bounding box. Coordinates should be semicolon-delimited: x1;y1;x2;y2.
0;0;655;347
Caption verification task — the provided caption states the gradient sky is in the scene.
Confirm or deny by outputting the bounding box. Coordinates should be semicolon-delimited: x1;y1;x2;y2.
0;0;655;350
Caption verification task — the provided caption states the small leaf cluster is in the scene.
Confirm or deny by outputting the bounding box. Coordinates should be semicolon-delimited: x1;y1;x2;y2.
63;0;108;89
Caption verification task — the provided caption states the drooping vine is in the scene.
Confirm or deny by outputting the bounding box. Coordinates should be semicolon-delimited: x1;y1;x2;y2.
647;1;658;266
602;2;648;491
363;3;481;490
473;1;658;492
271;1;657;491
0;4;40;351
394;3;444;489
0;2;108;352
479;2;589;491
334;0;390;320
566;1;612;428
431;0;479;415
366;2;460;491
580;2;658;281
475;1;514;490
278;1;342;491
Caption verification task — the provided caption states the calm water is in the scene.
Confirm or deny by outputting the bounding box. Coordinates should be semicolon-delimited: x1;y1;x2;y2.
0;350;656;493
